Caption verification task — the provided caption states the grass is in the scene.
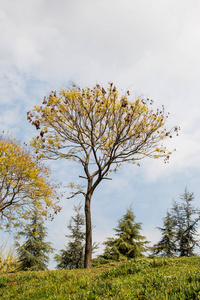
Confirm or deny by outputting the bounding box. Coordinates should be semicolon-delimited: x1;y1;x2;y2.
0;257;200;299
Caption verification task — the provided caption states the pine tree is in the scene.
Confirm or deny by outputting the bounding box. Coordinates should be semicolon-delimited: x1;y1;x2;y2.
15;211;53;271
54;202;85;269
101;207;149;261
152;211;176;257
175;188;200;256
153;188;200;257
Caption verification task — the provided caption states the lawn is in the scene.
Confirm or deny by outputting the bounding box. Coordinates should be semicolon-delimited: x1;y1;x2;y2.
0;257;200;299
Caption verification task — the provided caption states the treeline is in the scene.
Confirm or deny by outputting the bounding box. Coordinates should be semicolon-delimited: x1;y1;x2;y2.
54;188;200;270
4;189;200;272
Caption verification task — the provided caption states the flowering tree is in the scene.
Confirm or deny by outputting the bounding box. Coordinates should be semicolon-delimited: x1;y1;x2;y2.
28;83;179;268
0;135;61;229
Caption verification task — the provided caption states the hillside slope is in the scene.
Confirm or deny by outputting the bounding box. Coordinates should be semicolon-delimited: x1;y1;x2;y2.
0;257;200;299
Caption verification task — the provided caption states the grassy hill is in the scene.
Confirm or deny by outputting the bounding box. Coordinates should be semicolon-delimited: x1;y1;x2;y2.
0;257;200;299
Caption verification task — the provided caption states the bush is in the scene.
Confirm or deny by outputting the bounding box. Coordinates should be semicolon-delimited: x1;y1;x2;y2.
0;241;18;273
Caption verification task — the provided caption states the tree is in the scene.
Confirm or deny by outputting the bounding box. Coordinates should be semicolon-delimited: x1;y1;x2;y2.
28;83;178;268
15;210;54;271
153;188;200;257
0;135;61;230
54;202;85;269
173;189;200;256
152;211;176;257
101;207;149;261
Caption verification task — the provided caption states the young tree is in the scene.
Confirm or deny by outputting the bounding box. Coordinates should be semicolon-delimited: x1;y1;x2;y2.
173;189;200;256
15;210;53;271
152;211;177;257
0;135;61;230
28;83;179;268
101;207;149;261
153;188;200;257
54;202;85;269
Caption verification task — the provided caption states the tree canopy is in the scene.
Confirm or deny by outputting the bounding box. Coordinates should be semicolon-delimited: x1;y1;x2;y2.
0;135;61;229
28;83;178;268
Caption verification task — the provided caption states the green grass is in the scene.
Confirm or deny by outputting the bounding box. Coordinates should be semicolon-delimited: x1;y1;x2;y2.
1;257;200;299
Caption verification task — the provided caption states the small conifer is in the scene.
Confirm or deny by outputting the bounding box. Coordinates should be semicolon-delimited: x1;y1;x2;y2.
153;188;200;257
15;211;53;271
101;207;149;261
175;188;200;256
54;202;85;269
152;211;176;256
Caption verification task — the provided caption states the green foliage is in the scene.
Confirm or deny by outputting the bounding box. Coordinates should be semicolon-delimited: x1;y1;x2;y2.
100;207;149;261
15;211;53;271
152;211;177;257
54;202;85;269
153;188;200;257
175;188;200;256
1;257;200;299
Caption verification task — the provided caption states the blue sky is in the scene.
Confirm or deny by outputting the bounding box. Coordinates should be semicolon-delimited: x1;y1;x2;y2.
1;0;200;268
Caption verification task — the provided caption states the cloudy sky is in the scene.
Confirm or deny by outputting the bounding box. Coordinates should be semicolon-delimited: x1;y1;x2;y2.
1;0;200;268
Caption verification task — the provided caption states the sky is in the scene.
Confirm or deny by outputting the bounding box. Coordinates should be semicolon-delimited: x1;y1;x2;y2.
0;0;200;269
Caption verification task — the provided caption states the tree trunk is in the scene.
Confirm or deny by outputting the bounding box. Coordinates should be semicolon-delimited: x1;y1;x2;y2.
84;191;92;268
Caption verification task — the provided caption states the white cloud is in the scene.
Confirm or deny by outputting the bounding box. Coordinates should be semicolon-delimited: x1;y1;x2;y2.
1;0;200;88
